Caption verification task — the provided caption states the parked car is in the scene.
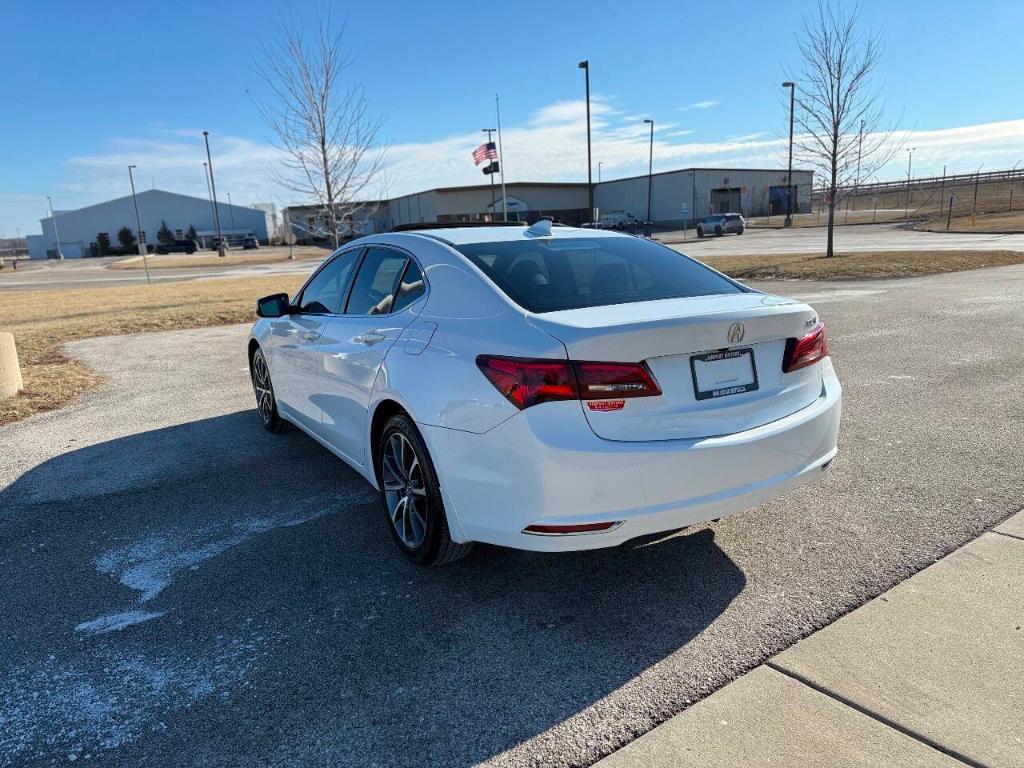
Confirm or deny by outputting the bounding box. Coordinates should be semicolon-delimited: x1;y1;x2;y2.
248;221;841;565
697;213;745;237
598;211;638;230
210;236;230;251
154;239;199;255
242;236;260;250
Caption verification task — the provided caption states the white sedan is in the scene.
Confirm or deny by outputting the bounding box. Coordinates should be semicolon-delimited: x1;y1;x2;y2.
249;220;841;565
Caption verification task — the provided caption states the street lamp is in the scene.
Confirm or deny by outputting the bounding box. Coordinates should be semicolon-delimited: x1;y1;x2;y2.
782;81;795;226
227;192;236;232
203;131;225;256
904;147;917;217
46;195;64;260
127;165;152;284
643;118;654;224
579;60;593;224
598;161;603;183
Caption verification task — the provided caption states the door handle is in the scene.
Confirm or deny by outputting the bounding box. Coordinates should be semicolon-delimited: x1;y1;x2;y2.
303;330;322;342
354;332;386;345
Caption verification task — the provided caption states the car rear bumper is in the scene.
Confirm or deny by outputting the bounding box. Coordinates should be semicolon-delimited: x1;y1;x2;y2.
423;359;842;552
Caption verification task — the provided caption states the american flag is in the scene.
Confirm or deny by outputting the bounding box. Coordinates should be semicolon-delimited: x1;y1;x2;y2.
473;141;498;166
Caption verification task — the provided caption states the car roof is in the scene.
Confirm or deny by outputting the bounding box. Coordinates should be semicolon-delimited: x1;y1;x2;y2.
396;224;627;246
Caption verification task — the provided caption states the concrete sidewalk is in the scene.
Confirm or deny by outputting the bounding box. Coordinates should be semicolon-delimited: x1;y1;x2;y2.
597;511;1024;768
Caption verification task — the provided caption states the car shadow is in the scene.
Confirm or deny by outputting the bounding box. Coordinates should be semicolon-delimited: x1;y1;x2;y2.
0;411;745;767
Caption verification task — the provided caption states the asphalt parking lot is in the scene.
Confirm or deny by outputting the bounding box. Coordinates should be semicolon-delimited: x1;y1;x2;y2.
2;264;1022;767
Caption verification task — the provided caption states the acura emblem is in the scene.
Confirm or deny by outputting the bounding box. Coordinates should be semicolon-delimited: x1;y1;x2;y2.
727;322;745;344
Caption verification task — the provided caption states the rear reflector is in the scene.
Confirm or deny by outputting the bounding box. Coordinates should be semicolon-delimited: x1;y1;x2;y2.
476;355;661;410
587;400;625;412
782;322;829;373
523;521;621;535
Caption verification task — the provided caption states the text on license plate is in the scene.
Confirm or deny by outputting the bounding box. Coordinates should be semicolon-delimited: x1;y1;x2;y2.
689;348;759;400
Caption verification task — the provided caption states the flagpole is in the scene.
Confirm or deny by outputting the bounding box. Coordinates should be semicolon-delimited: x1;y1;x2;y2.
496;94;508;221
483;128;496;220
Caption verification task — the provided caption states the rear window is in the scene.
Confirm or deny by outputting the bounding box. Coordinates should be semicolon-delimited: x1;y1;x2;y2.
455;236;745;313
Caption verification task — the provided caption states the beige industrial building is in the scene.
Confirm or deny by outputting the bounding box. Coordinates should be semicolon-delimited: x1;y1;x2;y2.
284;166;813;241
388;182;591;227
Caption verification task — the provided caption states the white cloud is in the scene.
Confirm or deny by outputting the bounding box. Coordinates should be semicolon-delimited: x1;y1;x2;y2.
679;100;719;111
25;107;1024;233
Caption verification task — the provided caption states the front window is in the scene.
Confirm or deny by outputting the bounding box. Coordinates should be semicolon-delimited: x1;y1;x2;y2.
455;235;745;314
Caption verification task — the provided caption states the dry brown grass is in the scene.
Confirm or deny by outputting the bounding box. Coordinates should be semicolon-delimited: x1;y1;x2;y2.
107;246;328;270
0;274;305;425
916;210;1024;233
704;250;1024;280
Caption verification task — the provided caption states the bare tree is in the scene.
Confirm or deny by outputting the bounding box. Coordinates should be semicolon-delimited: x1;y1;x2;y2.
254;13;386;248
790;3;899;256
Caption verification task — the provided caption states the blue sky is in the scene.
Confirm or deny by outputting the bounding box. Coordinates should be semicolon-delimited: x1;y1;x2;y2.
3;0;1023;235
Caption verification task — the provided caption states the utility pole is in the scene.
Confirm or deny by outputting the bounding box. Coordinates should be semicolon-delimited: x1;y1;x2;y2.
482;128;497;219
643;119;654;224
47;196;64;259
203;131;225;256
127;165;152;284
598;161;603;183
904;147;916;217
226;192;236;232
579;60;593;224
1010;161;1020;212
973;163;984;217
782;81;796;226
203;163;216;248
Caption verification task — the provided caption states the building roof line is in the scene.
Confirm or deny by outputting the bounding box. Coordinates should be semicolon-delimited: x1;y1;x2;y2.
597;167;816;185
40;189;256;220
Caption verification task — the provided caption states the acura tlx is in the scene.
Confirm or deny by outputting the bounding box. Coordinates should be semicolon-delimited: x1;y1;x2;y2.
248;220;841;565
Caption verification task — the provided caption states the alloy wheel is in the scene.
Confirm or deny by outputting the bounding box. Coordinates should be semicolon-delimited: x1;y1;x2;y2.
381;432;428;548
253;353;274;425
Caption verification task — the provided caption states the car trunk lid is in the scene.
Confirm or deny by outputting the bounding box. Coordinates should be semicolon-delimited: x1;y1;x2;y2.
527;293;824;441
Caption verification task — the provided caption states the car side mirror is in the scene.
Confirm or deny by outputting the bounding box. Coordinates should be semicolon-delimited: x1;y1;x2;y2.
256;293;290;318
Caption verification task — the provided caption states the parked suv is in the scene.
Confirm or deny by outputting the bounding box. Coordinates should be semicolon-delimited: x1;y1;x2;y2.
697;214;745;237
154;239;199;254
242;236;260;250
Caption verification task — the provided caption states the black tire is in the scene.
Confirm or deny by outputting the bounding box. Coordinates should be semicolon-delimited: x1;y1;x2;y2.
697;228;704;238
715;226;723;236
251;348;288;433
737;227;744;235
377;413;473;566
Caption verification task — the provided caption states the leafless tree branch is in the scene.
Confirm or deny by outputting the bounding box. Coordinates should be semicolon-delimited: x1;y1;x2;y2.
786;2;902;256
253;10;386;247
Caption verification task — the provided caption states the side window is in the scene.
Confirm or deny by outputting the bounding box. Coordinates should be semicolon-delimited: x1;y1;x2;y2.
298;250;358;314
345;248;409;315
392;260;426;313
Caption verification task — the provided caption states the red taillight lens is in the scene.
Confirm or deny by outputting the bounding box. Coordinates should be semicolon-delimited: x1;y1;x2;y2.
475;356;576;409
782;322;829;373
476;356;662;410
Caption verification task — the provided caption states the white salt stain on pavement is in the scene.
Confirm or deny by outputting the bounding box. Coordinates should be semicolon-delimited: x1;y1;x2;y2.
75;610;168;635
75;497;347;633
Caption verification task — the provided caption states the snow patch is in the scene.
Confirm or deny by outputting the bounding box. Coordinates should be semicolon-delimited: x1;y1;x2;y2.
75;610;167;635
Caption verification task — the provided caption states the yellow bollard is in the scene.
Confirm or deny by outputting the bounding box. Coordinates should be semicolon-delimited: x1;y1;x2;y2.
0;332;25;399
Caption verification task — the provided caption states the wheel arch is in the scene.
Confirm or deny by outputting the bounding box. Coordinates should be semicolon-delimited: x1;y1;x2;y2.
368;397;411;489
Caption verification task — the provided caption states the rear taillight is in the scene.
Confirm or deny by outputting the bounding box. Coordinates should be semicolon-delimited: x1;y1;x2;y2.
782;322;829;373
476;355;662;410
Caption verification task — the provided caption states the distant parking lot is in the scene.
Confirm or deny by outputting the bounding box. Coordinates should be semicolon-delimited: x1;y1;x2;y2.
2;264;1021;766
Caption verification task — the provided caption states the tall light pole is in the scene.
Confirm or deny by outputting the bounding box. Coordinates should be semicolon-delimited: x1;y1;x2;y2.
127;165;152;284
202;162;216;247
598;161;603;183
46;196;64;259
782;81;795;226
203;131;225;255
643;119;654;224
482;128;497;218
1009;160;1020;212
904;147;916;217
226;192;236;232
578;60;594;224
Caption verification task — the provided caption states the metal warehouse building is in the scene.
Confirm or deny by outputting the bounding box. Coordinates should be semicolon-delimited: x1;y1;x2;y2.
595;167;814;227
389;182;590;227
27;189;271;259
